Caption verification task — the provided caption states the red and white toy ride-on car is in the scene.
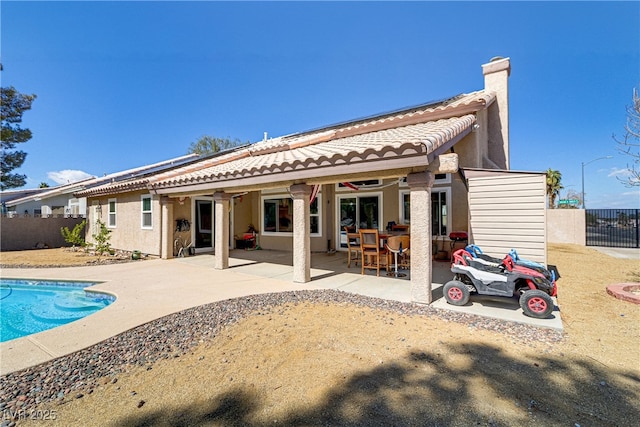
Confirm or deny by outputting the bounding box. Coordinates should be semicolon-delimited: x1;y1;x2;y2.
443;249;558;319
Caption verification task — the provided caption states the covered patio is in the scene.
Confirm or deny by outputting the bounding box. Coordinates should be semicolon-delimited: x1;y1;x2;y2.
145;58;512;305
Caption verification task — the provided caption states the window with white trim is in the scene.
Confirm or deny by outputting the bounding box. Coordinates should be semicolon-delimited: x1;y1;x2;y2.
431;190;449;236
336;180;381;191
69;198;80;217
337;192;382;248
261;193;322;235
141;195;152;229
399;174;450;187
399;188;450;236
108;198;117;228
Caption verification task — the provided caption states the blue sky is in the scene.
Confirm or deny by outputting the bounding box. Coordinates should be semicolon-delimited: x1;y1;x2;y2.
2;1;638;208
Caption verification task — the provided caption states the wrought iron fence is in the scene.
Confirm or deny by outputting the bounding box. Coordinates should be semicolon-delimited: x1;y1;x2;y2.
585;209;639;248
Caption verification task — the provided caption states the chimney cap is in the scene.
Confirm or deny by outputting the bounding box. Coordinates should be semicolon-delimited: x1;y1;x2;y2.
482;56;511;76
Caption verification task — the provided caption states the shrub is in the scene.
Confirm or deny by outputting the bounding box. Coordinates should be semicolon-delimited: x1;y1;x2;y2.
60;220;86;249
92;219;112;258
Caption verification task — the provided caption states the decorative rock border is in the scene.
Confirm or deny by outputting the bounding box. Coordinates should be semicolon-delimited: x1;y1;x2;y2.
606;283;640;304
0;289;564;416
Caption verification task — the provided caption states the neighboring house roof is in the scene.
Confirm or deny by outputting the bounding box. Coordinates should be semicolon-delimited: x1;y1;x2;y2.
74;150;248;198
148;91;495;194
5;177;97;207
7;154;200;205
0;188;50;205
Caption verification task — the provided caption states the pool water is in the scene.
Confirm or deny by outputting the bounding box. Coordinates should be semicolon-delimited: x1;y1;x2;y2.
0;279;114;342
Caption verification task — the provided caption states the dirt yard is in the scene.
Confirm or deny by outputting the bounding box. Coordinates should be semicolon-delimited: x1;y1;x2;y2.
0;247;141;268
4;244;640;426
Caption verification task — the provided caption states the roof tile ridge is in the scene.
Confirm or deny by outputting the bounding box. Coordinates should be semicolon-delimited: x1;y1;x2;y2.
75;178;151;197
333;93;490;141
287;130;337;150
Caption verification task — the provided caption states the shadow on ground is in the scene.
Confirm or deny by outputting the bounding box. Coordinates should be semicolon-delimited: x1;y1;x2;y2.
114;342;640;427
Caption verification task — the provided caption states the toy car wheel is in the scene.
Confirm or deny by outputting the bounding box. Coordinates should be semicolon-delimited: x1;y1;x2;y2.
443;280;470;306
519;290;554;319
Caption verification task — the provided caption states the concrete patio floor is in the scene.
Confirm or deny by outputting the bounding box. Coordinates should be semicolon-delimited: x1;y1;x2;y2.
1;249;562;375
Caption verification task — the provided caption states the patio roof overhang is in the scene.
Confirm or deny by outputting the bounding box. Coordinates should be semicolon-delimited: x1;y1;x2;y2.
149;114;477;196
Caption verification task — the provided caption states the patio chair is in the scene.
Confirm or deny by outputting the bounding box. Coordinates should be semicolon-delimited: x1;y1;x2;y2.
243;232;259;251
359;229;389;276
385;235;410;277
344;226;361;268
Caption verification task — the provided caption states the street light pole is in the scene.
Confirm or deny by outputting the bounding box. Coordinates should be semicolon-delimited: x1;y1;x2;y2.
581;156;613;209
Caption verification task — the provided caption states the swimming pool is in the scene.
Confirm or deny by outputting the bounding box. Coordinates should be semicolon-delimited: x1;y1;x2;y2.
0;279;115;342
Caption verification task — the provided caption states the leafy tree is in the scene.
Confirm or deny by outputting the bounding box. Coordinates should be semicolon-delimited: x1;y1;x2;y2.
39;182;50;188
61;220;86;249
613;87;640;187
187;135;247;155
545;168;563;209
92;219;112;259
1;85;37;190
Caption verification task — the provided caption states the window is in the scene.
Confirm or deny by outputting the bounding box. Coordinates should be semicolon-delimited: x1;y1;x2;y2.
108;198;117;228
431;190;448;236
400;191;410;223
336;180;381;191
399;189;450;236
310;196;321;234
141;195;152;229
261;193;321;235
68;198;80;217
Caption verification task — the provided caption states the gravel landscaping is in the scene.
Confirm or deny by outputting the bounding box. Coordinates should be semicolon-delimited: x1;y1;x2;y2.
1;243;638;426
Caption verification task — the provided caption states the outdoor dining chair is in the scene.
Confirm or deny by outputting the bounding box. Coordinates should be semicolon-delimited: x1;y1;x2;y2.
344;226;361;268
359;229;389;276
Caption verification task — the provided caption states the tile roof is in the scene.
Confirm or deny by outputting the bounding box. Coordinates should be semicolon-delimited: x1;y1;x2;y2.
148;91;493;193
149;115;477;191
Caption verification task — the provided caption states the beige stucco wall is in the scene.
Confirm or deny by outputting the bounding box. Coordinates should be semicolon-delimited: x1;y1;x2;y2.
448;173;469;233
233;192;255;243
1;217;85;251
547;209;586;245
453;132;484;170
86;191;162;256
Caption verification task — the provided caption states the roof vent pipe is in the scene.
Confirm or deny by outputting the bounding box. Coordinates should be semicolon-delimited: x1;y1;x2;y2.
263;132;268;142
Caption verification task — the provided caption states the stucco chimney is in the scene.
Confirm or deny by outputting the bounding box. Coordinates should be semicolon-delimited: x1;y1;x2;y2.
482;56;511;169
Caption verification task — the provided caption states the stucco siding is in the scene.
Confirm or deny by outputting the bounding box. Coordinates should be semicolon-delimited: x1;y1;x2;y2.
87;191;162;256
547;209;586;245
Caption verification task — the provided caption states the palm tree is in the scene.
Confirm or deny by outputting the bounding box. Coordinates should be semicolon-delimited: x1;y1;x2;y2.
546;169;563;209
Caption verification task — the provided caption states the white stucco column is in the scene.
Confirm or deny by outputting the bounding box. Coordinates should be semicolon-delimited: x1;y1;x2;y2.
160;197;174;260
407;171;435;304
290;184;312;283
213;192;231;270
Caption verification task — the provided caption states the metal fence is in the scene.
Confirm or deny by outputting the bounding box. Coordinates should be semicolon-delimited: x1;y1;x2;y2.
585;209;639;248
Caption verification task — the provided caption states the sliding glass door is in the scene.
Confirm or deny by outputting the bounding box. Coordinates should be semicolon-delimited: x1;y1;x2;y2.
337;194;381;249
